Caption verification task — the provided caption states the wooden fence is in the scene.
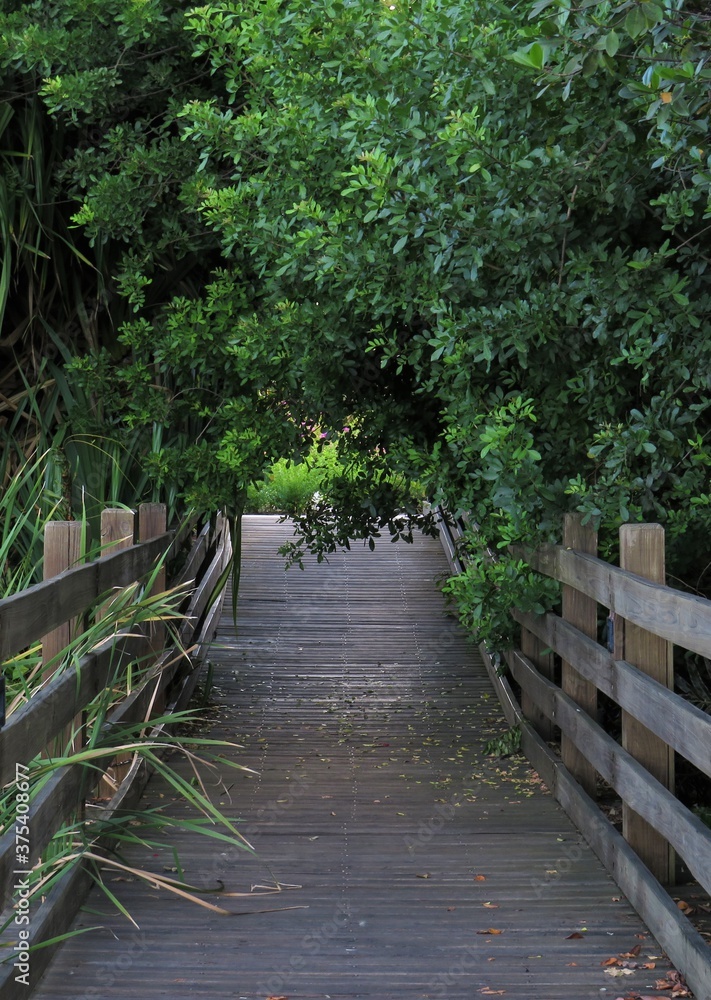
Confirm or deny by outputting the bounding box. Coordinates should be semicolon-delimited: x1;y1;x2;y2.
0;504;232;998
438;511;711;1000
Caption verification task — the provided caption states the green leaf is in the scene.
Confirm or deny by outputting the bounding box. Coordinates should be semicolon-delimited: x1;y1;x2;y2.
605;30;619;57
392;235;408;255
512;43;545;70
624;6;647;39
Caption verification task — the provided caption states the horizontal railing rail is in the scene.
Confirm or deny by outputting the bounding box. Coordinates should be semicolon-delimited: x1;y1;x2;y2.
521;542;711;660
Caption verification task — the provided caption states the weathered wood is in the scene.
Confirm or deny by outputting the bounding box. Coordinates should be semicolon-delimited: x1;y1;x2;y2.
42;522;83;671
435;507;465;575
619;523;675;884
98;509;138;796
0;517;220;990
513;608;711;779
172;528;232;711
0;633;146;787
138;504;167;661
520;628;554;740
522;541;711;660
173;522;211;588
560;514;598;797
0;532;174;662
0;740;156;1000
0;766;86;904
42;522;85;760
504;647;711;897
177;519;229;646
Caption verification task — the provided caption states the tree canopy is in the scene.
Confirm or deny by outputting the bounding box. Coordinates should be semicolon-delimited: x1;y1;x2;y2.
4;0;711;641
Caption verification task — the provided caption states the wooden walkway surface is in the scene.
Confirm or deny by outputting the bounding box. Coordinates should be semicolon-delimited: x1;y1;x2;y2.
33;515;678;999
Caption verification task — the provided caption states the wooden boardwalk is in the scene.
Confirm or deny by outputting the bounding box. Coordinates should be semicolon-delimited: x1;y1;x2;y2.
32;515;678;999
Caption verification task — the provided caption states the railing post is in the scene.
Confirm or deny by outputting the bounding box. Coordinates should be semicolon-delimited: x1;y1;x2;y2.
98;508;136;798
43;521;84;757
619;523;675;884
138;503;167;655
42;521;83;671
561;513;598;798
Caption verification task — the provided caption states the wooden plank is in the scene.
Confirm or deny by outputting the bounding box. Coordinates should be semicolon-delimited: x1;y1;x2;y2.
504;647;711;896
172;527;232;711
514;608;711;779
619;523;675;884
560;514;598;797
0;767;85;902
520;628;554;740
177;520;229;646
172;522;211;588
0;736;158;1000
0;633;146;787
0;861;95;1000
0;632;151;898
522;542;711;660
435;507;465;576
0;532;174;662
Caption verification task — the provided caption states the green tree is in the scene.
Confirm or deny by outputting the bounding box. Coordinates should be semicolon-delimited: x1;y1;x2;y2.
16;0;711;641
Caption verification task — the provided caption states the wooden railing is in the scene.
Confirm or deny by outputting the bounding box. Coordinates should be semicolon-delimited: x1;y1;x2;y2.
438;511;711;1000
0;504;232;998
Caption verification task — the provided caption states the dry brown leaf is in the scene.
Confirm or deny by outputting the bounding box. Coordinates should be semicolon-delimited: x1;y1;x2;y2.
475;874;487;881
604;968;634;977
601;957;620;967
477;928;503;935
479;990;506;996
483;902;499;908
566;932;584;939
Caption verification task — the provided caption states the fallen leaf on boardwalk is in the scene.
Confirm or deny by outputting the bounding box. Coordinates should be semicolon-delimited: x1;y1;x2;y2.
266;996;288;999
483;902;499;908
566;963;578;967
477;928;503;935
602;957;620;967
566;932;584;939
605;968;634;977
642;962;656;969
475;874;487;881
676;900;694;915
620;945;641;958
654;972;691;996
416;873;431;879
479;990;505;995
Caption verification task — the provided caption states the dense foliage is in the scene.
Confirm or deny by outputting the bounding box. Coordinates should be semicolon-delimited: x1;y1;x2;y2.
4;0;711;643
